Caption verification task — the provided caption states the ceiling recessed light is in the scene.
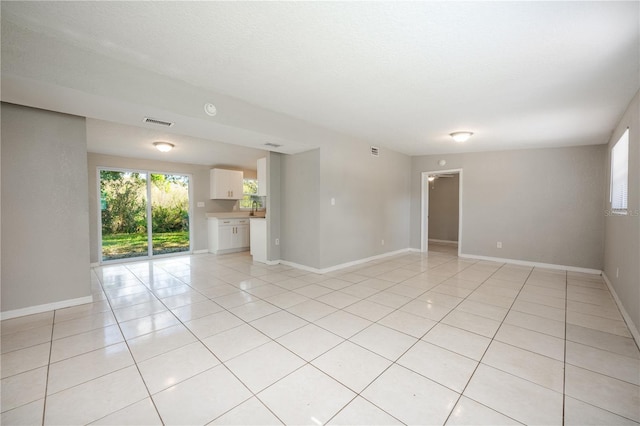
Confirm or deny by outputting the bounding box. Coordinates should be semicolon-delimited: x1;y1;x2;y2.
204;103;217;116
449;131;473;143
153;141;174;152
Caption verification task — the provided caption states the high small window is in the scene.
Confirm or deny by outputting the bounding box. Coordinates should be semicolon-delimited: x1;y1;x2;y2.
610;128;629;214
239;178;261;209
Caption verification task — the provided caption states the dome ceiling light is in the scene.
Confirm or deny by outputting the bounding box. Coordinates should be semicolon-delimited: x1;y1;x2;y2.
449;131;474;143
153;141;174;152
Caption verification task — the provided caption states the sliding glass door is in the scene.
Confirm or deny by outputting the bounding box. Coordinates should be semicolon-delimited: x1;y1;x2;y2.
100;169;191;262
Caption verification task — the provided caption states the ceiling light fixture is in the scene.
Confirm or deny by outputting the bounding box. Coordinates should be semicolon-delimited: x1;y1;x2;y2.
153;141;174;152
204;103;217;117
449;131;473;143
428;176;435;182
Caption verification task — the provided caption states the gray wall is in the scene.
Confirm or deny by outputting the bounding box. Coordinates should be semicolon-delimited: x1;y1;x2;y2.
603;90;639;334
87;153;256;263
428;174;459;242
280;149;321;268
318;143;412;269
266;152;282;262
1;103;91;312
411;145;606;269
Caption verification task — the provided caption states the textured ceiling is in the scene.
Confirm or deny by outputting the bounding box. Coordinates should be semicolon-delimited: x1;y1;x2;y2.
2;1;639;162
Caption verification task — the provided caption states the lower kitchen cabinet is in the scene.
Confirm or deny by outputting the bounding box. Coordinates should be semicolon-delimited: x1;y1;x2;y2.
208;218;250;254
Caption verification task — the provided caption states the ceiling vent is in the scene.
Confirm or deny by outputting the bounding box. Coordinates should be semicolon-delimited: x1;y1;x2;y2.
143;117;174;127
265;142;282;148
370;146;380;157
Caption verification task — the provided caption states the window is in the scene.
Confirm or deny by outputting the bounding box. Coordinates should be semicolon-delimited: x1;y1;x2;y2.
239;178;261;209
610;128;629;214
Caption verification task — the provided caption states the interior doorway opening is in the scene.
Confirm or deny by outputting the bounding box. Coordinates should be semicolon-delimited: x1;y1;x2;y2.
421;169;462;255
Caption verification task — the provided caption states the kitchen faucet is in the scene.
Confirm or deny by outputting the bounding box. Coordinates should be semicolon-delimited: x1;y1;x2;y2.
250;200;258;216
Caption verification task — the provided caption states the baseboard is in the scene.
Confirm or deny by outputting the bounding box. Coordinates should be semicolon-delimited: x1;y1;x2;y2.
459;252;602;275
428;239;458;246
1;295;94;320
602;273;640;348
90;262;100;268
192;249;209;254
280;248;413;274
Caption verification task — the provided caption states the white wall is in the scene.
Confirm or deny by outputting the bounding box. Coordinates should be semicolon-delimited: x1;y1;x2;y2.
1;103;91;314
603;90;639;335
411;145;606;270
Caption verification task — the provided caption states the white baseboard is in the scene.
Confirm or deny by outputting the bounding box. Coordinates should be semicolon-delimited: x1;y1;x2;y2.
602;273;640;348
459;252;602;275
280;248;413;274
192;249;209;254
1;295;94;320
428;239;458;246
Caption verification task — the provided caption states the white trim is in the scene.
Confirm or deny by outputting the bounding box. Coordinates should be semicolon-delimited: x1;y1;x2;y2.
192;249;209;254
1;296;94;320
420;169;463;256
459;252;602;274
428;239;458;246
602;273;640;348
90;262;100;268
281;248;413;274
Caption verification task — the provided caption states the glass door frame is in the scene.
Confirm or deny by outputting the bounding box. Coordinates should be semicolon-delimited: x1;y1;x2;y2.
97;166;194;264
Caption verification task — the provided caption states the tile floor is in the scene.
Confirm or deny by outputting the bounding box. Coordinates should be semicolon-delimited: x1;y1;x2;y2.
2;245;639;425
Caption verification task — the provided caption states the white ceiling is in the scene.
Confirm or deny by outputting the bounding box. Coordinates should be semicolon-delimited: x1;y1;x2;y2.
2;1;639;163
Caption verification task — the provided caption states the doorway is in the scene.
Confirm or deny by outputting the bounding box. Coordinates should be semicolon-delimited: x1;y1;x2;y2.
99;168;192;262
421;169;462;254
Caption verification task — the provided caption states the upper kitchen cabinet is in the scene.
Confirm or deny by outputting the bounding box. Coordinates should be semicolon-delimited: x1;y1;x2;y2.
210;168;243;200
257;157;267;196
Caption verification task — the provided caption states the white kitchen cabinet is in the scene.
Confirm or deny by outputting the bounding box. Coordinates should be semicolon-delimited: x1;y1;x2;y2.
257;157;267;196
210;169;243;200
250;218;267;263
208;218;250;254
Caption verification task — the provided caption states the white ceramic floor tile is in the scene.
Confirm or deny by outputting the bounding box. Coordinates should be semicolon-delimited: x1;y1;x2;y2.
276;324;344;361
565;364;640;422
398;341;478;392
456;300;509;321
1;312;53;335
312;341;392;393
446;396;522;425
316;291;361;309
422;323;491;361
212;291;258;309
0;398;44;425
343;300;395;322
366;291;411;309
418;291;464;309
441;310;501;338
510;299;565;322
294;284;335;298
0;366;48;413
225;341;305;393
503;309;565;338
361;364;459;426
315;310;373;339
229;300;281;322
463;364;563;426
152;365;252;425
138;342;220;394
210;397;283;425
202;323;271;361
378;310;437;338
482;340;564;392
350;323;417;361
566;340;640;385
1;324;52;354
90;398;162;425
328;396;402;425
47;342;134;395
258;365;356;426
563;396;639;426
49;324;124;363
263;291;310;309
171;299;224;322
286;299;337;322
127;324;197;362
113;300;167;323
54;301;111;323
44;365;149;425
566;324;640;359
567;311;632;338
184;310;244;339
250;310;308;339
494;323;565;361
0;342;50;379
118;310;181;340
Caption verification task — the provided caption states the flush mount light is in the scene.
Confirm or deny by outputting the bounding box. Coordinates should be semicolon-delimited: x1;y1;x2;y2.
449;131;473;143
153;141;174;152
204;103;217;116
428;176;435;182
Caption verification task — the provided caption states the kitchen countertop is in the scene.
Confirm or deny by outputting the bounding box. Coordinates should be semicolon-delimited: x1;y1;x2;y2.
206;212;266;219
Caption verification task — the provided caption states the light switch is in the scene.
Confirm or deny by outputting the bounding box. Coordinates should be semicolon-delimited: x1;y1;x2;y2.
197;202;205;208
331;198;336;206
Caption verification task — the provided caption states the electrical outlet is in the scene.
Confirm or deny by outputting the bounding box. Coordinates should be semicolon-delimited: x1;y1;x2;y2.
497;242;502;249
275;238;280;246
331;198;336;206
197;201;205;208
381;239;385;246
616;267;619;278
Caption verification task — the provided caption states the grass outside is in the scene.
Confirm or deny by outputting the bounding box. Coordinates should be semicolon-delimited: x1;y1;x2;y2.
102;232;189;260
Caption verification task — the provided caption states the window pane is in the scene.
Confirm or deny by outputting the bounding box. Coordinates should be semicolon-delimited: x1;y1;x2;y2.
610;129;629;212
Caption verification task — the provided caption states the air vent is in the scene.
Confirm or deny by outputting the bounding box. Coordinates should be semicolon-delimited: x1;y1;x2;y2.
143;117;174;127
265;142;282;148
370;146;380;157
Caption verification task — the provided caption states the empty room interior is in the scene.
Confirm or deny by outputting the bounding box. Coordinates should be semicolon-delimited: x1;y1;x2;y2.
1;2;639;425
